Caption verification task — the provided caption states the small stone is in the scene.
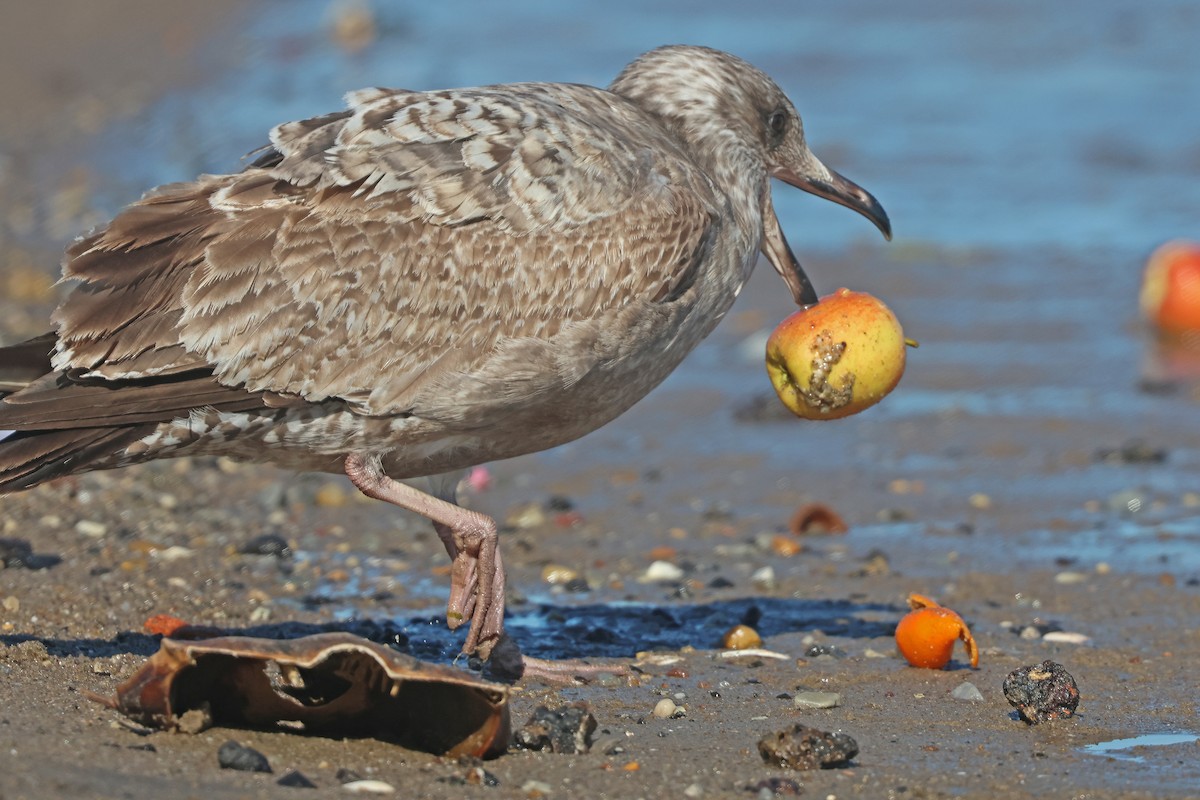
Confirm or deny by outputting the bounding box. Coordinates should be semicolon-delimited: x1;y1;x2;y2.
684;783;704;798
721;624;762;650
217;740;272;773
951;682;984;702
74;519;108;538
314;482;348;507
1003;660;1080;724
277;769;317;788
239;534;292;558
2;596;17;613
757;723;858;770
1054;571;1087;585
540;564;580;585
1042;631;1091;645
968;492;992;509
521;780;553;797
512;703;597;754
792;691;841;709
341;780;396;794
507;502;545;529
652;698;678;719
642;560;684;582
751;565;776;591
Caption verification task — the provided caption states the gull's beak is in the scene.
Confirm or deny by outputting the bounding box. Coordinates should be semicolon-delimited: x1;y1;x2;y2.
772;159;892;242
761;190;820;307
761;150;891;308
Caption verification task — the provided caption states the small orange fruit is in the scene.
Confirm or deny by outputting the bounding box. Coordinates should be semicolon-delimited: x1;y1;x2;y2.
894;593;979;669
1140;240;1200;336
766;288;908;420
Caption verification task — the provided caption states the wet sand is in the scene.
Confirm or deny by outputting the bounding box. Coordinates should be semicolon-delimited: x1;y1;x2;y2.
2;4;1200;799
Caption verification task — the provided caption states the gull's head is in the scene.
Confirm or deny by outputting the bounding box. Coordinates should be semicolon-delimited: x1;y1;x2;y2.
612;45;891;305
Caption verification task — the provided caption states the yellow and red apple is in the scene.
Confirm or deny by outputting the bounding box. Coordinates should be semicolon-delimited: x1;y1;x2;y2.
765;288;907;420
1140;240;1200;337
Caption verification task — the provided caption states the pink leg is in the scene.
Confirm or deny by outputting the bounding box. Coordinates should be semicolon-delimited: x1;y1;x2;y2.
344;454;505;659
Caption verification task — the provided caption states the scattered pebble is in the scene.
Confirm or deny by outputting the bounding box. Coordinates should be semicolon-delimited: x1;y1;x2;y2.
507;503;545;529
314;482;348;507
951;682;984;702
1003;660;1080;724
642;560;684;583
1093;440;1166;465
521;780;553;797
1107;488;1147;515
968;492;992;509
1054;571;1087;585
757;723;859;770
512;703;597;754
652;698;678;719
540;564;580;585
342;780;396;794
2;596;18;613
238;534;292;558
277;769;317;788
721;624;762;650
1042;631;1091;645
750;566;775;591
74;519;108;538
217;740;272;773
792;691;841;709
684;783;704;798
748;777;803;796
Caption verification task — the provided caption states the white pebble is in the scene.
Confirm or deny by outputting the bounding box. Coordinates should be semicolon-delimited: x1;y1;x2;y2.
1054;571;1088;585
342;780;396;794
653;698;677;718
642;560;684;582
74;519;108;538
793;691;841;709
751;565;775;590
951;682;984;702
1042;631;1090;645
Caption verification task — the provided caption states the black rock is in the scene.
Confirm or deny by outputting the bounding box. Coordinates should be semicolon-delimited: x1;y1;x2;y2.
758;724;858;770
512;703;598;754
335;768;364;784
276;770;317;788
1003;660;1080;724
217;740;272;773
238;533;292;558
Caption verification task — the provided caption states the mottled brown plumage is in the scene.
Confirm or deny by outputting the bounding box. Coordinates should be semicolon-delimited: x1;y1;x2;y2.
0;46;890;666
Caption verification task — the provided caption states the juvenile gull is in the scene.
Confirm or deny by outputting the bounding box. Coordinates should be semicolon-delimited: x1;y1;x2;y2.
0;45;890;666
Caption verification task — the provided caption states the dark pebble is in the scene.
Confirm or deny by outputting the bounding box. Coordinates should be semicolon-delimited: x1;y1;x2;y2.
747;777;804;796
804;643;846;659
1003;660;1080;724
335;768;364;784
1093;440;1167;465
757;724;859;770
564;576;590;593
545;495;574;512
512;703;598;754
238;533;292;558
709;576;735;589
276;770;316;788
217;740;272;773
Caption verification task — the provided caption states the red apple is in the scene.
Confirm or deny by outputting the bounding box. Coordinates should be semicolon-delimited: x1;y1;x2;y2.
765;288;906;420
1141;240;1200;336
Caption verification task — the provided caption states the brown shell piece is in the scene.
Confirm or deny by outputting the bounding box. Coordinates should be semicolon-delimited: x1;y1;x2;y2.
91;632;510;758
788;503;849;536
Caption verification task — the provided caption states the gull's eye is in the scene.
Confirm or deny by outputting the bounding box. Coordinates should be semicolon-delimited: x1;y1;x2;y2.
767;108;788;138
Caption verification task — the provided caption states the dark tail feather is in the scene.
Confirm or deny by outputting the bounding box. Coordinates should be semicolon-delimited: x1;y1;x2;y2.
0;425;153;493
0;332;56;394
